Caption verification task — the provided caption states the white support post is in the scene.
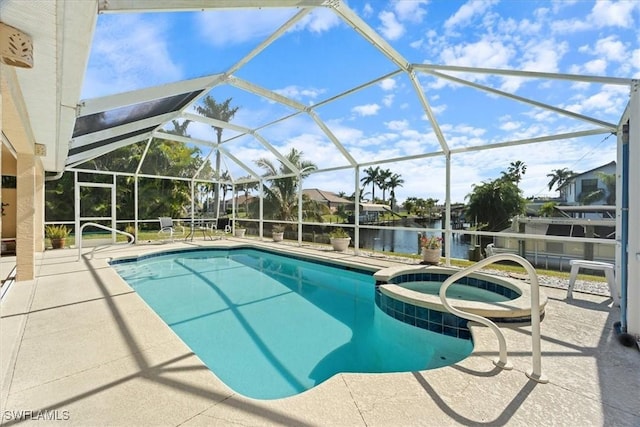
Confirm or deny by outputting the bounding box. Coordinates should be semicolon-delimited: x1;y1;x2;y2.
354;167;360;255
190;179;195;222
111;174;117;243
298;174;303;245
444;153;451;266
259;179;264;238
626;82;639;337
74;171;80;248
134;175;138;236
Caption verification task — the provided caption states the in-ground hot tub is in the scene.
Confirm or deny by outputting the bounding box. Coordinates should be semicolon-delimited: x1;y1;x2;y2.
373;265;547;339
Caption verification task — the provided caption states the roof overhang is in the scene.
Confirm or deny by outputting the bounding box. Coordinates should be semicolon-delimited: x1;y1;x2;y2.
0;0;97;172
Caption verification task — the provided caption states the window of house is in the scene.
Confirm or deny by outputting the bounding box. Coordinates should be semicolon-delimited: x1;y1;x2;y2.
581;178;598;194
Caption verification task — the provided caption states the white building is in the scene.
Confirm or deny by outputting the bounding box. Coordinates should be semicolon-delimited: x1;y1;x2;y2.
559;161;616;206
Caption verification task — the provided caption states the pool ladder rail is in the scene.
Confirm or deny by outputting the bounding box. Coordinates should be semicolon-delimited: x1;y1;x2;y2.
440;253;548;384
77;222;135;261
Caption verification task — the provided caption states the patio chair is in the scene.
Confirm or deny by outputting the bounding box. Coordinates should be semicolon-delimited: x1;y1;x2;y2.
485;243;496;257
158;217;182;241
209;219;232;240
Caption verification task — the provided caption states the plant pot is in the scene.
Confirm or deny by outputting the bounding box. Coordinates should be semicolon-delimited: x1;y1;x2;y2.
468;245;481;261
51;238;66;249
234;228;246;238
422;247;440;264
272;232;284;242
330;237;351;252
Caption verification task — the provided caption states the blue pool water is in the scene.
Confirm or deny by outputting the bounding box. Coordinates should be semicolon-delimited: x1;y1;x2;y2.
112;248;473;399
402;281;513;303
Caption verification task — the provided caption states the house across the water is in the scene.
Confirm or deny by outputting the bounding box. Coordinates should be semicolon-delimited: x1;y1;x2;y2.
493;162;616;270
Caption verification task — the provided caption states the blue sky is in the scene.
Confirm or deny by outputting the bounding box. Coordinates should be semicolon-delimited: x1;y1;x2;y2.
82;1;639;204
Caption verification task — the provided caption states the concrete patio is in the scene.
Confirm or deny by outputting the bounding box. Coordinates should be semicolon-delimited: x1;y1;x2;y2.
1;240;639;426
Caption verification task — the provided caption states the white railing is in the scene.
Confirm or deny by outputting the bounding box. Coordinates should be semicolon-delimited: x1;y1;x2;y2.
439;253;548;383
77;222;135;261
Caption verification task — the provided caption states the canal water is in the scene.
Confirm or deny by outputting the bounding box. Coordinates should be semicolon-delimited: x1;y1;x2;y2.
358;220;471;260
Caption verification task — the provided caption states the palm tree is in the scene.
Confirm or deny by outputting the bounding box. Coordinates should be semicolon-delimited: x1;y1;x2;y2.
236;177;259;216
166;119;191;137
426;197;439;219
597;172;616;205
377;168;392;202
254;148;317;220
414;198;428;218
219;170;232;214
502;160;527;185
403;197;416;216
466;178;525;231
360;166;380;202
195;96;239;218
538;202;557;217
546;168;575;192
301;194;330;222
386;173;404;210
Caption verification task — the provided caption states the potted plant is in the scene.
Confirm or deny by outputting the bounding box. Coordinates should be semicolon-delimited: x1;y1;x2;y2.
272;224;285;242
45;224;70;249
329;227;351;252
420;234;442;265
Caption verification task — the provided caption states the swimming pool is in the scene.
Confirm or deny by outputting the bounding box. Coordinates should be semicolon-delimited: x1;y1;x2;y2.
112;247;473;400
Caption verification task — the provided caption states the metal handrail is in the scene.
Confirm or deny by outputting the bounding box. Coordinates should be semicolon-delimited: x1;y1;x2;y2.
77;222;135;261
439;253;548;383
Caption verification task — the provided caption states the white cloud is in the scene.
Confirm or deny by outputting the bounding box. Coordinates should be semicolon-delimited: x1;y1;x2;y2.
452;125;487;137
564;85;629;116
382;94;395;107
499;76;527;93
500;121;522;132
196;7;339;47
430;104;447;115
517;18;543;35
83;15;182;98
551;0;578;13
378;11;405;40
279;134;349;168
593;36;627;62
519;39;568;73
524;109;558;124
352;103;381;116
409;38;424;49
551;18;589;33
440;38;515;69
444;0;499;31
274;85;326;102
393;0;429;24
491;36;567;92
583;59;608;74
385;119;409;131
572;36;627;75
362;3;374;18
552;0;639;33
196;9;295;46
589;0;637;28
379;78;397;91
294;7;342;34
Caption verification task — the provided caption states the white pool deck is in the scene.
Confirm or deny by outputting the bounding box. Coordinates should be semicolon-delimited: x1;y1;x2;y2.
1;239;639;426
